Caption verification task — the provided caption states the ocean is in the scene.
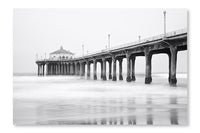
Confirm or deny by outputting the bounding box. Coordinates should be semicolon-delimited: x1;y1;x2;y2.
13;73;188;125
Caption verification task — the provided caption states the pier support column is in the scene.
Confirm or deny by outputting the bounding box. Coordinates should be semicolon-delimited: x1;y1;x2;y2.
169;46;177;85
37;64;40;76
80;62;83;76
112;56;117;81
93;59;97;80
69;63;72;75
57;63;60;75
63;63;65;75
62;63;64;75
102;57;107;80
71;63;73;75
55;64;57;75
47;64;49;75
108;60;112;79
131;57;136;81
100;61;103;79
65;63;67;75
51;64;53;75
72;63;75;75
67;63;70;75
76;63;79;75
83;63;85;77
145;48;152;84
118;59;123;80
52;64;54;75
59;63;61;75
74;62;77;75
67;63;69;75
53;64;56;75
42;64;45;76
87;61;90;78
77;62;80;75
126;52;131;82
53;64;55;75
167;52;171;83
76;62;79;75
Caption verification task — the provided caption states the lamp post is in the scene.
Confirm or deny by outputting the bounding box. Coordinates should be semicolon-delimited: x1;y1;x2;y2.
138;35;141;42
82;44;84;57
163;11;166;36
108;34;110;51
36;54;38;61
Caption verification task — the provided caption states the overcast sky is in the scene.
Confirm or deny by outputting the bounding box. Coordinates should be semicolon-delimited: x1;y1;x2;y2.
13;8;187;74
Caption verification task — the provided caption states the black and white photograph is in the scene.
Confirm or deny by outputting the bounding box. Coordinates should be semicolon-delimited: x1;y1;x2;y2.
13;8;188;126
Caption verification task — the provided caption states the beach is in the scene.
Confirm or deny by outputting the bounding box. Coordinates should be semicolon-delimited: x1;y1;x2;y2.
13;73;188;125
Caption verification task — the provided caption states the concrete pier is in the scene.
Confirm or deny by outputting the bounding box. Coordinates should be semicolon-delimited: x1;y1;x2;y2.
108;60;112;79
112;56;117;81
87;61;90;79
118;59;123;80
169;46;178;85
93;59;97;80
144;48;152;84
36;29;187;85
102;58;107;81
100;61;103;79
126;53;131;82
131;57;136;81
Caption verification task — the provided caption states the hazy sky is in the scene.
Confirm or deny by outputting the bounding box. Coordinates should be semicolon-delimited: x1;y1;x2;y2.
13;8;187;74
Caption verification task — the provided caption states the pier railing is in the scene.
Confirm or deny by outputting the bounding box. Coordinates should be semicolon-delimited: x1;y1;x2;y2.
36;28;187;62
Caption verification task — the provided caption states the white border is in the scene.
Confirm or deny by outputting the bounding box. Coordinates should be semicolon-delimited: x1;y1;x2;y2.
0;0;200;132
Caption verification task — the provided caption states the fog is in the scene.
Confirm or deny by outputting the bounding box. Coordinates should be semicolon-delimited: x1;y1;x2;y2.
13;8;187;73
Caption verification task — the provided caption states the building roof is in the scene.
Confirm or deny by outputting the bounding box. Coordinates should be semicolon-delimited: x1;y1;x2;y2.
50;46;74;55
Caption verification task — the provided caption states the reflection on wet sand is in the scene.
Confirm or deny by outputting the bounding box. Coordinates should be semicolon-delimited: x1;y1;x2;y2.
170;96;178;125
146;96;153;125
34;95;185;125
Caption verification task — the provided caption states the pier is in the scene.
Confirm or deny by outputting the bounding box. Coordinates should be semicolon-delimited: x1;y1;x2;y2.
36;29;187;85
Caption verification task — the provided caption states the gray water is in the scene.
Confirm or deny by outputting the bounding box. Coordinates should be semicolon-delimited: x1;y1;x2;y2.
13;73;188;125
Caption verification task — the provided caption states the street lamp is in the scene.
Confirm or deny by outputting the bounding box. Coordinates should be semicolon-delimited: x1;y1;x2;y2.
108;34;110;51
138;35;141;42
163;11;166;36
36;54;38;61
82;44;84;57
